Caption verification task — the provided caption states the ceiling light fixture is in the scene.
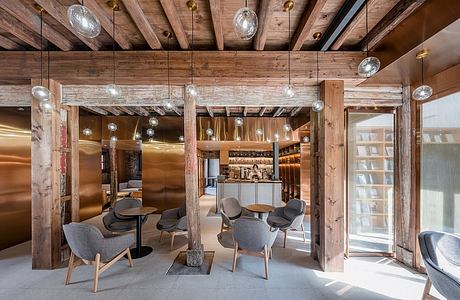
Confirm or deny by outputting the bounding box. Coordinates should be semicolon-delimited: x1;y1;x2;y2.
358;2;380;77
206;128;214;138
283;123;292;132
283;1;295;99
412;49;433;101
107;122;118;132
256;128;264;136
31;6;51;102
110;135;118;142
178;135;185;142
67;0;101;38
134;132;142;139
149;117;159;127
302;136;310;143
233;0;258;40
235;117;244;126
312;33;324;112
82;128;93;136
185;1;198;98
105;1;121;98
146;128;155;137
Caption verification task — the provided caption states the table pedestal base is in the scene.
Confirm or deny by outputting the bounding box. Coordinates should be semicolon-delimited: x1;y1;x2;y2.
128;246;153;259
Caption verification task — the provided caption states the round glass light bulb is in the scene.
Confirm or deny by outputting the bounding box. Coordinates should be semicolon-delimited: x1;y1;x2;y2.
235;117;243;127
149;117;159;127
236;136;241;141
107;122;117;132
186;84;198;97
146;128;155;137
412;85;433;101
32;85;51;101
211;136;216;141
163;99;176;111
110;135;118;142
256;128;264;135
233;7;258;40
148;138;154;143
67;4;101;38
266;138;272;143
283;123;292;132
206;128;214;136
358;56;381;77
40;101;54;112
106;84;122;98
284;84;295;98
303;136;310;143
274;133;280;140
134;132;142;139
178;135;184;142
82;128;93;136
312;99;324;112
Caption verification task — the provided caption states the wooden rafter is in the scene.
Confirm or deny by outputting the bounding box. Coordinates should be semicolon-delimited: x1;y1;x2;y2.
291;0;328;50
82;106;108;115
206;106;214;117
359;0;427;51
103;106;122;116
34;0;102;50
121;0;162;49
273;107;284;117
116;106;135;115
253;0;276;51
159;0;189;49
259;107;267;116
0;34;24;50
290;107;302;116
0;8;43;49
132;106;149;116
243;107;248;117
0;0;74;51
151;106;166;116
225;107;230;117
209;0;224;50
172;107;182;116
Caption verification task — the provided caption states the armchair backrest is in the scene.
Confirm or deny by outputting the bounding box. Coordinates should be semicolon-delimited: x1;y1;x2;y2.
113;198;142;220
177;201;187;218
233;216;278;252
63;223;104;261
221;197;242;219
283;199;306;221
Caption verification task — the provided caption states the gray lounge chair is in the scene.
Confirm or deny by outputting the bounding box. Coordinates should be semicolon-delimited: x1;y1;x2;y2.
63;222;135;293
220;197;254;233
266;198;306;248
419;231;460;300
156;202;187;250
103;198;147;233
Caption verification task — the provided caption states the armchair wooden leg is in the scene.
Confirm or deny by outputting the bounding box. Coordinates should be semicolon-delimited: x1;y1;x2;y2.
159;231;164;242
301;223;306;243
422;278;438;300
221;220;224;233
93;253;101;293
269;248;273;259
232;242;238;272
170;232;175;251
264;245;269;280
126;248;133;267
283;230;288;248
65;252;75;285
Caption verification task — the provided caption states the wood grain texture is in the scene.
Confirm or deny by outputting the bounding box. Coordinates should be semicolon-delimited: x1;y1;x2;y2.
159;0;189;49
109;143;118;206
253;0;276;51
82;106;108;115
291;0;327;50
0;8;43;49
209;0;224;50
69;106;80;222
0;34;24;50
309;110;319;260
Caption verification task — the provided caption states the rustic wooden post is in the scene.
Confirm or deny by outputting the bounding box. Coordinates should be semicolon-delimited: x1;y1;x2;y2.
109;139;118;207
310;110;319;260
317;80;345;272
184;88;204;266
31;78;62;269
394;86;416;267
69;106;80;222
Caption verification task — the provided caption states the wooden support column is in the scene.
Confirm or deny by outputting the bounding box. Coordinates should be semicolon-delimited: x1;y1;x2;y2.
317;80;345;272
109;140;118;207
184;88;203;266
310;110;320;260
69;106;79;222
31;78;62;269
394;86;416;267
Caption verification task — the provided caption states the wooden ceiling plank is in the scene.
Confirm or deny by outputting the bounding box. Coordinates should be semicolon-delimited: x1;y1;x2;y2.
103;106;122;115
290;107;302;116
159;0;189;49
359;0;427;51
34;0;102;50
151;106;166;116
121;0;162;49
259;107;267;116
291;0;328;50
253;0;276;51
172;107;182;116
225;106;230;117
116;106;135;115
130;106;149;116
206;106;214;117
0;0;74;51
0;34;24;50
243;107;248;116
273;107;284;117
82;106;108;115
0;8;43;49
209;0;224;50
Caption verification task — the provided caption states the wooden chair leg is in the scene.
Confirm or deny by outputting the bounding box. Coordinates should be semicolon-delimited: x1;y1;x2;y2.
126;248;133;267
269;248;273;259
92;253;101;293
170;232;175;250
301;223;306;243
422;277;434;300
264;245;269;280
232;242;238;272
159;231;164;242
221;220;224;233
65;251;75;285
283;230;288;248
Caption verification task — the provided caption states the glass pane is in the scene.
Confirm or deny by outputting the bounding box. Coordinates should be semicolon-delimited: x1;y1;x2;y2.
421;91;460;234
348;112;394;253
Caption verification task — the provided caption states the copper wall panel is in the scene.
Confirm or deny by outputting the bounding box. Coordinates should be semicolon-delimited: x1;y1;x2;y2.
0;108;31;251
79;140;102;221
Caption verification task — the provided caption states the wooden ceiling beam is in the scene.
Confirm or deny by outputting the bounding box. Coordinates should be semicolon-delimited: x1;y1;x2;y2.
80;0;132;49
225;106;230;117
259;107;267;116
121;0;162;49
103;106;122;115
172;107;182;116
159;0;189;49
131;106;149;116
206;106;214;117
0;34;24;50
116;106;135;115
359;0;427;51
0;0;74;51
82;106;108;115
273;107;284;117
209;0;224;50
243;107;248;117
291;0;328;50
0;8;43;49
253;0;275;51
151;106;166;116
290;107;302;116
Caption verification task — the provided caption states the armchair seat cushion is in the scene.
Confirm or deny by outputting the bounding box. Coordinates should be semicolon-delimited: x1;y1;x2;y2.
217;231;234;249
157;219;178;231
266;215;291;229
106;220;137;232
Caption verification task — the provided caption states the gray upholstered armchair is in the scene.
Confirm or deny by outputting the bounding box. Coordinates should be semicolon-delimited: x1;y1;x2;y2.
103;198;147;233
220;197;254;233
419;231;460;300
267;198;306;248
156;202;187;250
63;222;135;293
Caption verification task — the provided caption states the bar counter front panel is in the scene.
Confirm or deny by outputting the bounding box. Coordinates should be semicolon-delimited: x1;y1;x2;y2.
217;180;282;210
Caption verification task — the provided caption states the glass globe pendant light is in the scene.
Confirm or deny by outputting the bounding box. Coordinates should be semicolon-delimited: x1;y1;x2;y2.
149;117;159;127
235;117;243;127
106;1;121;98
67;0;101;38
107;122;118;132
82;128;93;136
358;2;380;77
206;128;214;138
146;128;155;137
283;1;295;98
178;135;185;142
186;1;199;98
32;7;51;102
412;49;432;101
233;0;258;40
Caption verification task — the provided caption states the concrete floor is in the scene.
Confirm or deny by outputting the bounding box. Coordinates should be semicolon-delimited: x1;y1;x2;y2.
0;195;439;300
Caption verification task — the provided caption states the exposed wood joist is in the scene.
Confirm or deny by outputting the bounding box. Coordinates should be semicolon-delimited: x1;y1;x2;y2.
0;34;24;50
132;106;150;116
102;106;122;116
0;85;30;105
34;0;102;50
151;106;166;116
116;106;135;115
0;8;43;49
209;0;224;50
242;107;248;116
0;0;74;51
172;107;182;116
82;106;108;115
159;0;189;49
121;0;162;49
80;0;132;49
253;0;276;51
206;106;214;117
225;106;230;117
317;0;366;51
259;107;267;116
291;0;328;50
359;0;427;51
273;107;284;117
290;107;302;116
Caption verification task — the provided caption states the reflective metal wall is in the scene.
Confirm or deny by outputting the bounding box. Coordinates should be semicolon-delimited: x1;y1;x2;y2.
0;108;31;251
79;140;102;221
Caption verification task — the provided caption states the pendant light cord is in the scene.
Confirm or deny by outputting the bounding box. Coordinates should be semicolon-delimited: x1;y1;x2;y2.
365;0;369;56
191;8;194;85
112;8;116;85
47;32;50;89
316;49;319;101
421;57;424;85
167;35;171;98
40;11;43;86
288;6;291;86
245;0;248;8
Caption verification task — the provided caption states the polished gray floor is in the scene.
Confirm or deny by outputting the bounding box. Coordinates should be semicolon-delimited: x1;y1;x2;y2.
0;195;435;300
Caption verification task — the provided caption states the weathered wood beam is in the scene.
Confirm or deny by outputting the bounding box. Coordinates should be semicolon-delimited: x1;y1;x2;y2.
69;106;80;222
34;0;102;50
151;106;166;116
253;0;275;51
0;0;74;51
273;107;284;117
243;107;248;117
0;85;30;105
290;107;302;116
172;107;182;116
80;0;132;49
0;33;25;50
121;0;162;49
206;106;214;117
103;106;122;116
131;106;149;116
109;140;117;206
291;0;328;50
259;107;267;116
0;8;43;49
82;106;108;115
359;0;427;51
116;106;135;115
225;106;230;117
159;0;189;49
209;0;224;50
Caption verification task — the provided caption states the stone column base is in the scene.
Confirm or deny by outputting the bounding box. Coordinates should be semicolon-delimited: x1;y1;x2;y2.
186;244;204;267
